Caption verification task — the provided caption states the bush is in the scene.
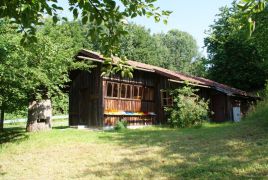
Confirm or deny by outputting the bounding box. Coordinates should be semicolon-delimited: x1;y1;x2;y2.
245;80;268;120
114;119;128;130
264;80;268;99
165;85;210;128
52;94;68;115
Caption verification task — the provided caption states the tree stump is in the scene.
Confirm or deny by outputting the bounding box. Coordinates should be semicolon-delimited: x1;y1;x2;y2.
26;99;52;132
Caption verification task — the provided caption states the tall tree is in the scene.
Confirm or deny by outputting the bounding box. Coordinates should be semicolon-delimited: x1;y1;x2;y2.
158;29;199;73
118;24;202;75
118;24;169;67
0;21;29;130
0;20;93;131
204;4;268;91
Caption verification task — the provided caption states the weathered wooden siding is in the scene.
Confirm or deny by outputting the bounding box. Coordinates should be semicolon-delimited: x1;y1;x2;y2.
104;115;155;126
103;70;157;126
69;63;103;126
104;99;145;112
69;62;254;127
103;99;154;112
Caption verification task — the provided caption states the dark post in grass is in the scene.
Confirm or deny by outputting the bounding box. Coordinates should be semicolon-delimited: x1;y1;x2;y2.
0;105;4;131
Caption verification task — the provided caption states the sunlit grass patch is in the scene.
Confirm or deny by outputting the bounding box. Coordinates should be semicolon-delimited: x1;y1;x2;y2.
1;109;268;179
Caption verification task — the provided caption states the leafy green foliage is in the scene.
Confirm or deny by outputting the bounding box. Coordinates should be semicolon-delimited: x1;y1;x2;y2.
101;56;134;78
265;81;268;98
118;24;169;67
158;30;199;73
165;86;210;128
238;0;267;36
114;120;128;131
52;94;68;115
0;0;171;56
118;24;205;75
0;20;93;115
188;57;209;77
204;4;268;91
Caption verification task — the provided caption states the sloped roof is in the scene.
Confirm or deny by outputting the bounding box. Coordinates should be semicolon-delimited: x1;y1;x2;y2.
77;49;256;98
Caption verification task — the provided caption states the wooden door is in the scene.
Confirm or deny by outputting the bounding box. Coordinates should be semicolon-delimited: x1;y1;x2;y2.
211;93;226;122
79;89;89;125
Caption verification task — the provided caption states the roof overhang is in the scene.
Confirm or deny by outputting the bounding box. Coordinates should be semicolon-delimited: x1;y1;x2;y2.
168;79;210;88
75;49;259;100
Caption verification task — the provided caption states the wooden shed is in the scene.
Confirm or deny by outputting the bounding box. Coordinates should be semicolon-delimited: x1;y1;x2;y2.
69;49;257;127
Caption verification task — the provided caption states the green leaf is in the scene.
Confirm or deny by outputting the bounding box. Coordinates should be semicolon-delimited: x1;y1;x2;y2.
131;13;137;18
73;8;78;19
101;72;108;77
52;15;58;24
82;16;88;24
146;12;153;17
121;70;125;77
108;1;116;9
62;17;68;21
163;19;168;25
154;16;160;22
96;17;102;25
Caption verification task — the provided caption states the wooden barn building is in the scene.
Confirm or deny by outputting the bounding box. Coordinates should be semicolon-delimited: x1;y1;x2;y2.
69;49;257;127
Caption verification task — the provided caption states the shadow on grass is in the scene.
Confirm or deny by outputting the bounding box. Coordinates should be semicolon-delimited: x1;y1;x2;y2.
0;127;29;144
52;126;69;130
84;119;268;179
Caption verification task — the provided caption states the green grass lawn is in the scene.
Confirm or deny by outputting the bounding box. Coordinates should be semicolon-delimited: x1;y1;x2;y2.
1;103;268;179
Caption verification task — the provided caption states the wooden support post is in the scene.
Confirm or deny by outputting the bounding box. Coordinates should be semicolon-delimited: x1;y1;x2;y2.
226;95;233;121
0;107;4;131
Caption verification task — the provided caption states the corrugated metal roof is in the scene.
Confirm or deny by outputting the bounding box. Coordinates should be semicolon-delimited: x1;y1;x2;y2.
78;49;256;98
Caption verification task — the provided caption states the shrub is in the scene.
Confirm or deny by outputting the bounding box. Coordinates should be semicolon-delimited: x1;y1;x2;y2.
165;85;210;128
114;119;128;130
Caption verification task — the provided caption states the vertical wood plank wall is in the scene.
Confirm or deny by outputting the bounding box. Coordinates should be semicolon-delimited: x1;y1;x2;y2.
69;64;103;126
103;71;157;126
69;62;255;127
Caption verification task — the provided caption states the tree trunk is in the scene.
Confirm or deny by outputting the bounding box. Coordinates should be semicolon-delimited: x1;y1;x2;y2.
0;107;4;132
26;99;52;132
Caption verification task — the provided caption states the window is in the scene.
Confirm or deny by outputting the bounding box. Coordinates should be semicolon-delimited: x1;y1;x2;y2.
133;85;143;99
106;82;119;98
120;84;132;98
143;87;154;101
113;83;119;97
126;85;132;98
107;82;113;97
106;81;156;101
121;84;126;98
161;90;173;106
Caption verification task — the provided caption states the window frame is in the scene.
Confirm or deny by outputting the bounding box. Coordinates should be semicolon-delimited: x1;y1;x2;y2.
133;85;143;100
160;90;173;107
120;83;133;99
105;81;156;102
106;81;120;98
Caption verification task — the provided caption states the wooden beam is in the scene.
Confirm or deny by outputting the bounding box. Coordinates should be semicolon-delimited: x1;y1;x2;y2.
77;56;154;73
103;77;144;85
168;79;210;88
76;56;104;63
134;67;155;72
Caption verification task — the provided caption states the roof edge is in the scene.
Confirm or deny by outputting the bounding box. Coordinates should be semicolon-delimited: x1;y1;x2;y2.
76;49;258;99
